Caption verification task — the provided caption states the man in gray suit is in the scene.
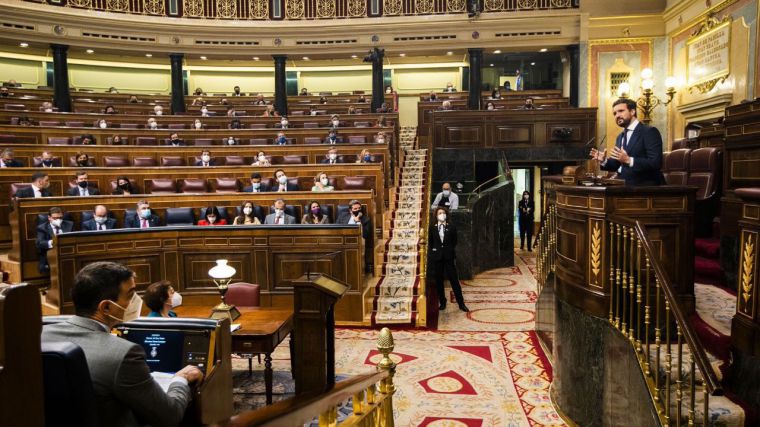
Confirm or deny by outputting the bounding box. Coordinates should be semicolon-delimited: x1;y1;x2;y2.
264;198;296;224
41;262;203;427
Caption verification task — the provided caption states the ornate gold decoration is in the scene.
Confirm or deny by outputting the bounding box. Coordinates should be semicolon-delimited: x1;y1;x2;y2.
415;0;433;14
740;234;755;313
691;13;731;37
182;0;204;17
384;0;402;15
591;222;601;281
688;77;727;94
249;0;269;19
106;0;129;11
216;0;237;18
550;0;571;7
686;14;731;94
484;0;503;11
347;0;366;16
144;0;166;15
316;0;335;18
517;0;537;8
446;0;465;12
286;0;304;19
68;0;92;7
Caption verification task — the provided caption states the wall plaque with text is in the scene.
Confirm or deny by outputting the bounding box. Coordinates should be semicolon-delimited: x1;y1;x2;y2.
687;17;731;92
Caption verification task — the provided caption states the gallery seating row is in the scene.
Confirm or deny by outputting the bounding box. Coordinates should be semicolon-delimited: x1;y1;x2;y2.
11;191;375;285
0;126;394;146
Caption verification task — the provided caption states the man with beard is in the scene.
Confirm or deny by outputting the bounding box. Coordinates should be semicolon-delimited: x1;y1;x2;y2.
590;98;665;186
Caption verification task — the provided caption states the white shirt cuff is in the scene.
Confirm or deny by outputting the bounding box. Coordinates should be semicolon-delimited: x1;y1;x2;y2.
170;376;189;387
629;157;634;167
48;240;53;248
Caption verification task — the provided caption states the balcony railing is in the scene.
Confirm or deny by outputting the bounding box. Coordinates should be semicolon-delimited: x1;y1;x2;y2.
24;0;577;20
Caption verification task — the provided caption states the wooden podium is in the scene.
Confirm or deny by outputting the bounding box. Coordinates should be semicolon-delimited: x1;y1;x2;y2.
554;184;697;317
291;273;348;396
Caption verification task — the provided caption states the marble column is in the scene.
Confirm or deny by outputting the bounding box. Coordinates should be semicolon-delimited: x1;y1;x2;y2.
169;53;185;114
273;55;288;116
467;48;483;110
50;44;71;112
568;44;580;108
370;48;385;112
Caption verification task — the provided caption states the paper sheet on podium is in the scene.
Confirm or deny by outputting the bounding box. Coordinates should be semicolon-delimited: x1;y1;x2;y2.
150;371;175;393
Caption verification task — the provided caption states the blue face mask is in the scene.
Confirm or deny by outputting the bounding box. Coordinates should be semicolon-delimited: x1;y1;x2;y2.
140;209;151;219
277;137;286;145
363;155;371;161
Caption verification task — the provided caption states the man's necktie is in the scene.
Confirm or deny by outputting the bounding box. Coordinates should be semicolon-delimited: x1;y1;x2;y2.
54;227;60;235
275;216;280;224
141;219;148;228
622;129;629;148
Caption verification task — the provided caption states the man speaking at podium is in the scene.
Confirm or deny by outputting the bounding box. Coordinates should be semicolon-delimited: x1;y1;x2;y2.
590;98;666;186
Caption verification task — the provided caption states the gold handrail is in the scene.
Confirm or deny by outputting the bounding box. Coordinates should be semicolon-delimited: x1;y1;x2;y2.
231;328;397;427
608;215;722;426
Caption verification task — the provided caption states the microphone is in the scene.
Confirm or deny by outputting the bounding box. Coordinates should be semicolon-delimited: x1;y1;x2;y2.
583;136;596;148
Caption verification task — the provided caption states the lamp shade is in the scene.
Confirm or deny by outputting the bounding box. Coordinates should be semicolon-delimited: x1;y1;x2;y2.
617;82;631;97
642;78;654;90
641;68;653;79
208;259;236;280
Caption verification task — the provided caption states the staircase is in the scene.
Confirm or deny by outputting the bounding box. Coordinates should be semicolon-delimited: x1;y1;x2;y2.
371;126;427;326
695;222;726;288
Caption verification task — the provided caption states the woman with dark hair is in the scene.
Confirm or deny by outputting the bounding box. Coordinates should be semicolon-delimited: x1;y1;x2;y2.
112;176;134;195
144;280;181;317
79;134;96;145
428;206;468;312
233;201;261;225
198;206;227;226
302;201;329;224
319;96;328;104
75;152;92;167
518;190;534;251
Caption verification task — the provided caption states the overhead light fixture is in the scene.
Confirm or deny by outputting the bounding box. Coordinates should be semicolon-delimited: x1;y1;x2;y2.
490;63;494;67
493;50;501;54
145;53;152;57
19;42;29;48
351;54;358;58
86;49;94;54
399;53;406;57
539;48;548;52
530;62;536;66
252;56;259;60
302;56;309;60
200;56;207;60
446;51;453;55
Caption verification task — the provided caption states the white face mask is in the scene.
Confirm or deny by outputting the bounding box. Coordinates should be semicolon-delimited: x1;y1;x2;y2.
195;122;202;129
377;138;385;143
320;178;329;185
155;110;163;116
94;216;107;224
487;105;494;110
107;293;143;324
258;155;266;162
99;121;107;128
243;207;253;215
437;213;447;222
44;108;53;113
275;208;283;216
332;120;339;126
171;291;182;308
278;175;288;184
442;190;451;197
149;122;157;129
385;88;391;94
51;218;63;228
201;155;211;162
227;138;235;145
328;153;337;160
311;111;317;116
281;119;288;125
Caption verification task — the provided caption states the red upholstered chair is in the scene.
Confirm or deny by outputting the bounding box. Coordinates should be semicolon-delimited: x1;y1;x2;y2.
279;155;305;164
287;177;301;190
210;178;240;193
132;157;157;167
260;178;273;189
249;138;269;145
225;282;262;372
338;155;358;163
224;156;246;165
39;120;61;127
348;136;366;144
340;176;369;190
104;156;130;167
135;137;157;146
178;179;208;193
688;147;722;201
671;139;689;150
304;137;321;145
145;179;177;194
64;121;85;127
662;149;691;186
47;137;72;145
249;123;267;129
193;156;222;165
194;138;214;146
161;156;184;166
290;110;305;115
106;136;129;144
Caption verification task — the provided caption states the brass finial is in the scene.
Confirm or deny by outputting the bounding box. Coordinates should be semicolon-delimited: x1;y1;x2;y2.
376;327;395;370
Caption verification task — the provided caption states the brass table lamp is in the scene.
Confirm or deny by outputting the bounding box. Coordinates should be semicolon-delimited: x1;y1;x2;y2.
208;259;240;321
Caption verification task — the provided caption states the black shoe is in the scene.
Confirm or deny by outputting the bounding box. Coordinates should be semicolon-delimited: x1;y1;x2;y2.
458;304;470;312
439;302;447;310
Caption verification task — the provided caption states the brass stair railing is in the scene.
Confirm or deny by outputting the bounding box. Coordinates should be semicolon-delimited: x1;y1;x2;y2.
535;204;557;294
608;216;722;426
231;328;397;427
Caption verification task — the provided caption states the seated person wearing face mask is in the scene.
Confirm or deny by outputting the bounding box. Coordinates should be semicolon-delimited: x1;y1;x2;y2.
82;205;117;231
144;280;182;317
36;206;73;272
167;133;185;146
430;182;459;211
224;136;237;145
251;153;271;167
356;149;373;164
98;119;109;129
39;151;58;168
321;148;341;165
0;148;23;167
279;117;289;129
16;171;53;198
75;153;93;168
78;134;96;145
112;176;134;195
324;130;340;145
302;201;330;224
67;171;100;196
336;200;371;240
275;131;289;146
127;200;162;228
197;206;227;226
273;169;299;192
41;262;203;427
195;150;215;167
329;115;341;128
264;199;296;224
243;173;269;192
311;172;334;192
147;118;159;129
233;201;261;225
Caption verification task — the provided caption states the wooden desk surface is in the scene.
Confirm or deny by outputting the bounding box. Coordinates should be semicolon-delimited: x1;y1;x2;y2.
174;306;293;337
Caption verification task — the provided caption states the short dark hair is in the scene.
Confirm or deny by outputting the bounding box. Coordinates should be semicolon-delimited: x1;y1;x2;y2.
49;206;62;215
205;205;221;219
75;170;87;178
613;98;637;112
250;172;261;180
31;171;48;182
274;168;285;177
435;206;449;216
71;262;134;316
143;280;172;314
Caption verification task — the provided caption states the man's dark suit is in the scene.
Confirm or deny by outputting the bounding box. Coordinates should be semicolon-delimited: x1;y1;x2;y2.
320;158;343;165
270;182;300;192
601;122;666;186
82;217;117;231
36;220;74;272
41;316;192;427
66;186;101;196
194;160;217;166
242;183;271;192
15;186;52;198
336;211;371;239
125;214;162;228
428;222;465;308
1;159;23;167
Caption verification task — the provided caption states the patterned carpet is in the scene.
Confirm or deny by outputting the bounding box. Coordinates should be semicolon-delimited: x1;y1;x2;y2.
231;247;565;426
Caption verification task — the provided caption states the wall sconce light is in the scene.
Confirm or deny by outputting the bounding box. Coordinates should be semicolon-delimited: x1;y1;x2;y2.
617;68;680;125
208;259;240;321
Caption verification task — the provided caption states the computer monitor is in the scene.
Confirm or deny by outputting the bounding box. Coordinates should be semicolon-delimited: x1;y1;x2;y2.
118;327;212;374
